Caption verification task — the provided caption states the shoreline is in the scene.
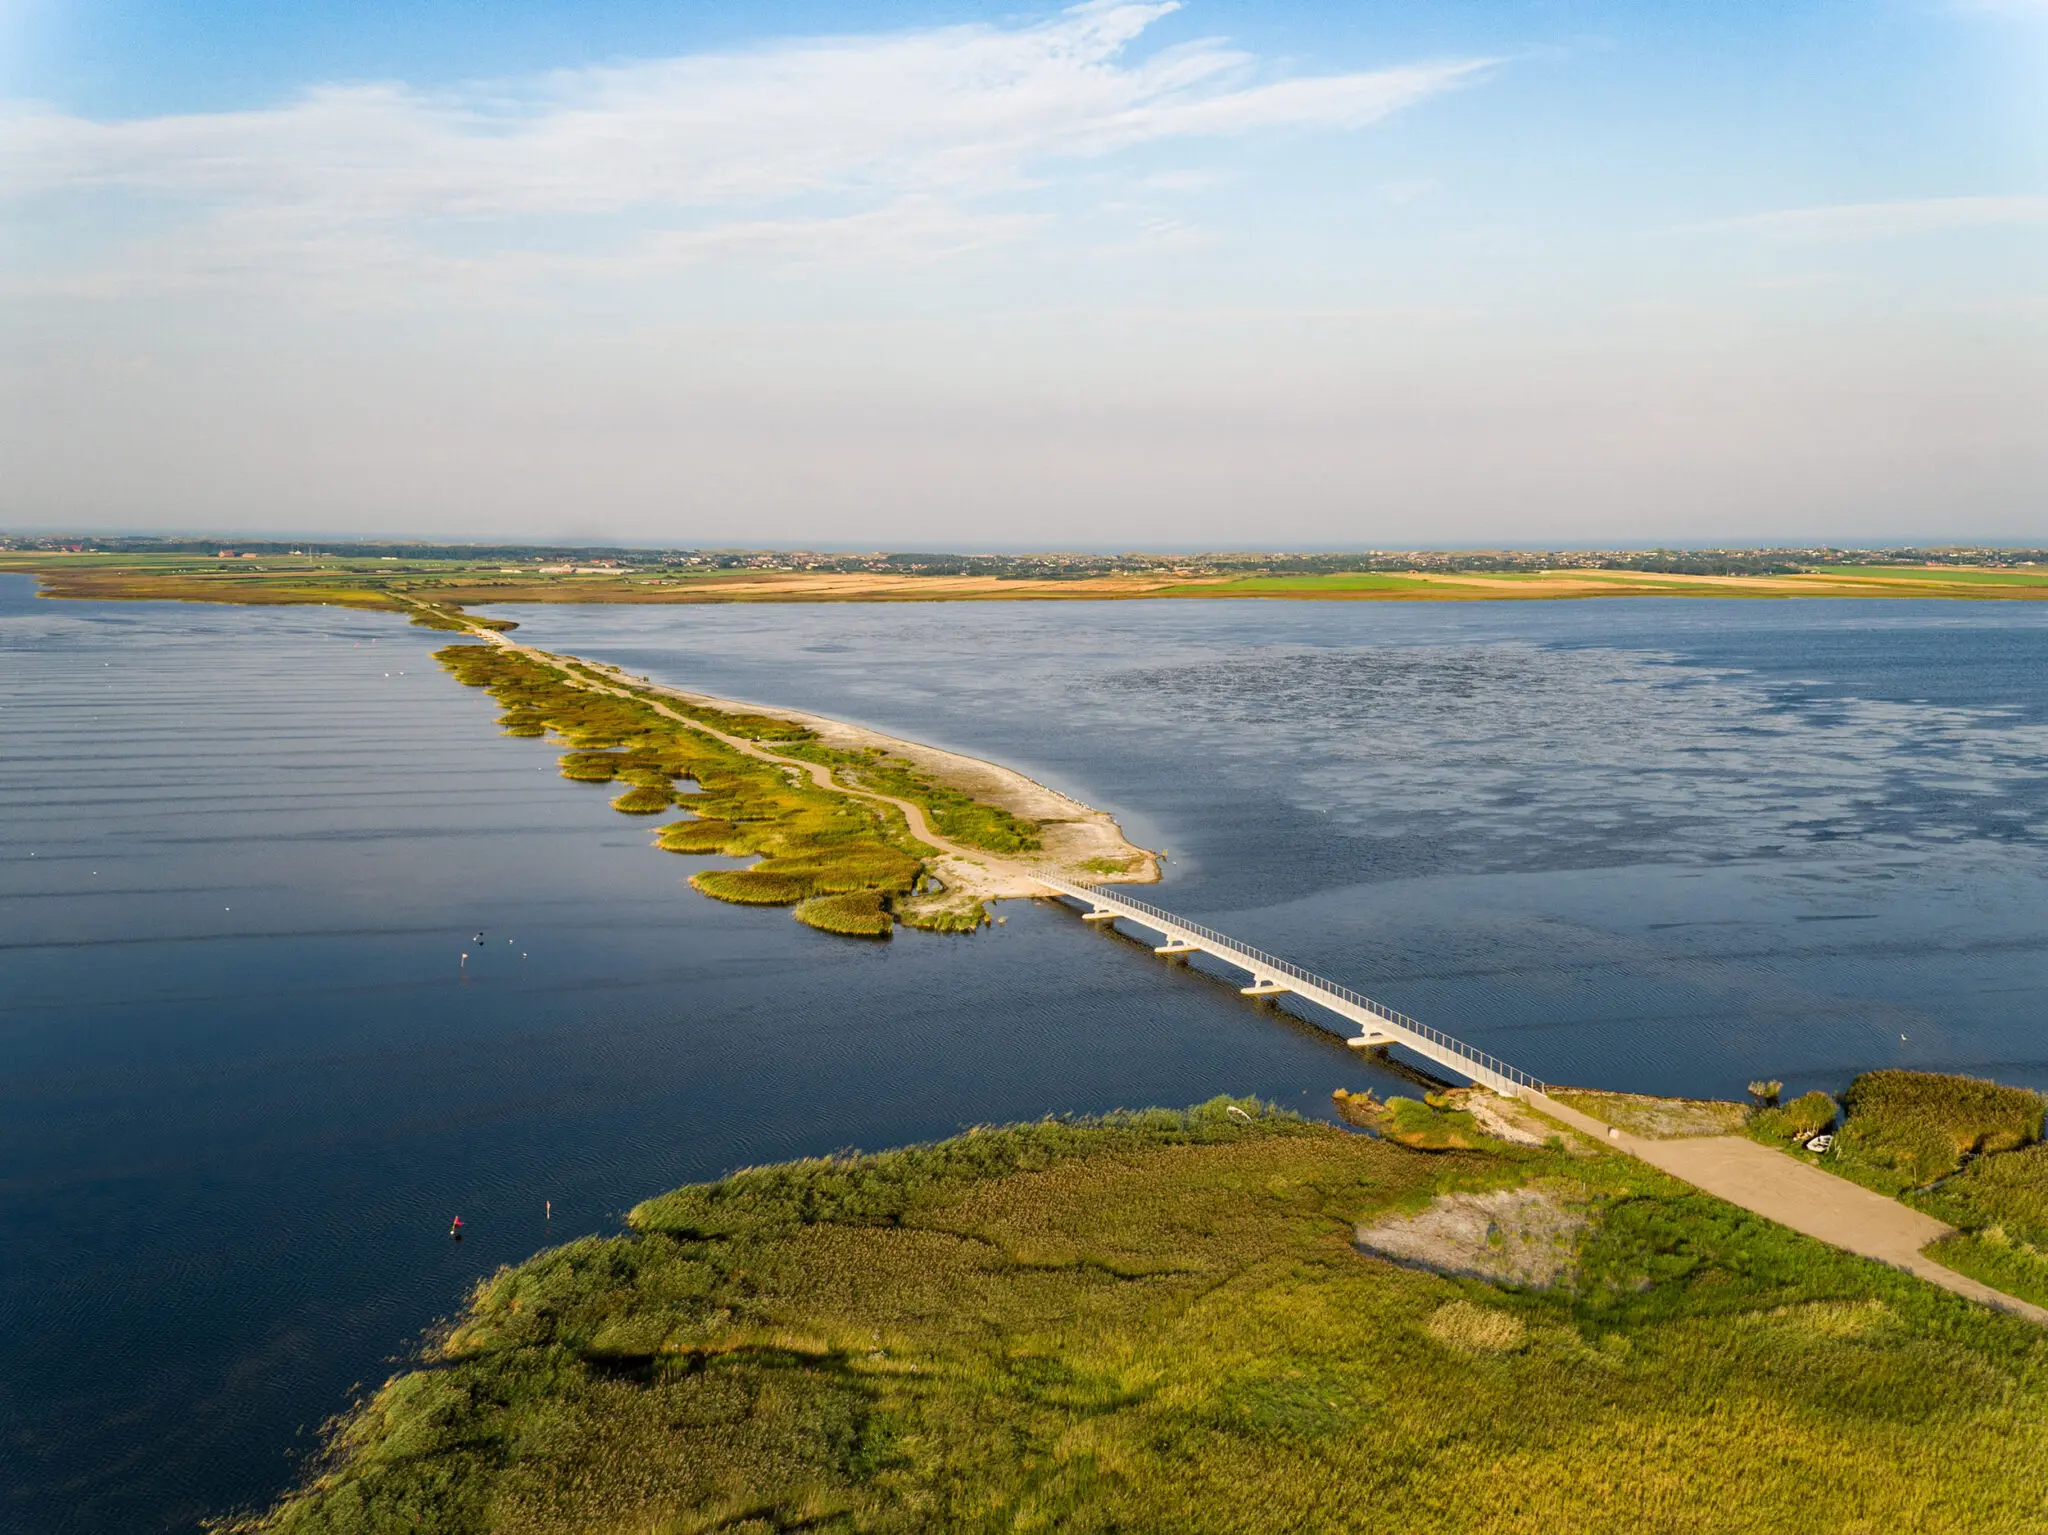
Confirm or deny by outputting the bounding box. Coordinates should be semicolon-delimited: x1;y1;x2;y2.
572;656;1162;900
463;624;1159;913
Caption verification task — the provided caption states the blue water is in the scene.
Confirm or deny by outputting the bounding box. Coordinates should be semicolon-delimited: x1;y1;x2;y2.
3;577;2046;1532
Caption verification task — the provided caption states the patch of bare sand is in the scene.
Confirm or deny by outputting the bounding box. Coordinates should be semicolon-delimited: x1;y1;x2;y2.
1356;1188;1589;1288
1448;1088;1560;1148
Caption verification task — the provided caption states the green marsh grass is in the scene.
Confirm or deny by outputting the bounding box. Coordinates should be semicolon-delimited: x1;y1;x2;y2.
795;889;893;937
1828;1070;2044;1195
608;784;674;814
227;1101;2048;1535
689;869;812;904
1747;1091;1838;1148
436;644;955;931
780;742;1041;854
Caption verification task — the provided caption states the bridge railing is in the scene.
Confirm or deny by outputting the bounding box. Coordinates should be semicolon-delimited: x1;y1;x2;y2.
1038;878;1544;1093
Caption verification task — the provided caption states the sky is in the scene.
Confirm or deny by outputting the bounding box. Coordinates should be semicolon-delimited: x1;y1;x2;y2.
1;0;2044;548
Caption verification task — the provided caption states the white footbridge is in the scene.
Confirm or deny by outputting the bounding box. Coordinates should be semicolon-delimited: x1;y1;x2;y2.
1035;878;1543;1099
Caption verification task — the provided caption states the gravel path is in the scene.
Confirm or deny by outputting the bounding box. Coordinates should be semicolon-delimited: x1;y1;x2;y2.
1528;1090;2048;1325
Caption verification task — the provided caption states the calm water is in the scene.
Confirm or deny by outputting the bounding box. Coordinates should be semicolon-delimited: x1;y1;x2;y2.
4;578;2047;1532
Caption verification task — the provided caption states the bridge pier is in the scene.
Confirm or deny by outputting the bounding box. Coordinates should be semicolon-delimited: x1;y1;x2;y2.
1039;878;1540;1102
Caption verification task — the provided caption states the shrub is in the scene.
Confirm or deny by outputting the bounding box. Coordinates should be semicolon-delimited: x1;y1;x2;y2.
1748;1080;1783;1107
1750;1091;1838;1147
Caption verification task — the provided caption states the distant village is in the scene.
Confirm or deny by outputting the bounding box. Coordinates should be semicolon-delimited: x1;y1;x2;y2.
3;534;2043;579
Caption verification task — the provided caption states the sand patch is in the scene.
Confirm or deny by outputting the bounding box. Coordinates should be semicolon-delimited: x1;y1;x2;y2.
1356;1188;1588;1288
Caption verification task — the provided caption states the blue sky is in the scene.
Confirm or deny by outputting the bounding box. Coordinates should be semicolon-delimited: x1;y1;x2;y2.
2;1;2043;546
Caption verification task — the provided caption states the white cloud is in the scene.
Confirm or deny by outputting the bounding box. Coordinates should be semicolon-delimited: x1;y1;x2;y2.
1707;194;2048;241
1;1;1492;288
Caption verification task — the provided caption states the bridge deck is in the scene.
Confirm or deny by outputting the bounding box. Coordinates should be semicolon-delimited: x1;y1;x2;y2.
1036;879;1541;1098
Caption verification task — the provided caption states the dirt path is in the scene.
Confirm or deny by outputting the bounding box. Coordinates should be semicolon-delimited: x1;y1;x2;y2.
1528;1091;2048;1324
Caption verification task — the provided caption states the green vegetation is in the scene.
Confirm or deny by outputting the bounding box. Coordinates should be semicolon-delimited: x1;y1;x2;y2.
1814;1077;2048;1309
1829;1071;2044;1196
1156;572;1439;596
1730;1069;2048;1308
608;785;675;814
1747;1091;1839;1148
778;743;1040;854
894;897;989;934
438;645;935;934
793;889;895;938
227;1100;2048;1535
1808;565;2048;588
1547;1089;1751;1140
1923;1141;2048;1309
1374;1094;1486;1149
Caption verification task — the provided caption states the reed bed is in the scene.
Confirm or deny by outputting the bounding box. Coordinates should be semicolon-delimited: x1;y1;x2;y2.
794;890;894;937
1831;1070;2044;1194
436;644;954;935
227;1101;2048;1535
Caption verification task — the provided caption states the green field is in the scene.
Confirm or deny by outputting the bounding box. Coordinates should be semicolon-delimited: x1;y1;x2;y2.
1808;565;2048;587
1156;572;1442;595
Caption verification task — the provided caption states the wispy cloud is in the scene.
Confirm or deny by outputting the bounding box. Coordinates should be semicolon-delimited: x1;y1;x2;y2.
1707;194;2048;241
2;1;1493;290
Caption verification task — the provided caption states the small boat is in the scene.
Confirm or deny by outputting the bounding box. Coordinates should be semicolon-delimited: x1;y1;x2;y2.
1806;1134;1834;1154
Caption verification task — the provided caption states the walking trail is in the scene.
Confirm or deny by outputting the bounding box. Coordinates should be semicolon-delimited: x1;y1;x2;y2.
1527;1090;2048;1324
477;630;1065;902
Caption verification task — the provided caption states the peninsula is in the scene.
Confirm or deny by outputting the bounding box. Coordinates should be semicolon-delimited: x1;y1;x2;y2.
437;622;1155;936
228;1074;2048;1534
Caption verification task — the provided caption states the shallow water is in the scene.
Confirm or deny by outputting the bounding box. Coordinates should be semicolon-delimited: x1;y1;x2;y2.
3;578;2045;1531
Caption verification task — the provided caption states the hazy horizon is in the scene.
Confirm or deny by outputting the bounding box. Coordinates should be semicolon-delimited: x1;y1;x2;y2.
5;1;2044;546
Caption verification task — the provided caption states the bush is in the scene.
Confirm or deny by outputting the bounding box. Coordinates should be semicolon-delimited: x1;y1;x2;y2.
1750;1091;1838;1146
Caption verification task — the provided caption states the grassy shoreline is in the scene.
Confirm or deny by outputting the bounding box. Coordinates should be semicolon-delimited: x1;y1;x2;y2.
437;642;1028;936
222;1097;2048;1534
